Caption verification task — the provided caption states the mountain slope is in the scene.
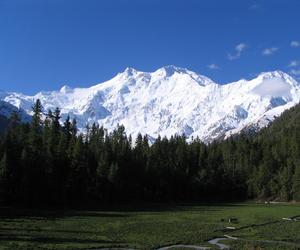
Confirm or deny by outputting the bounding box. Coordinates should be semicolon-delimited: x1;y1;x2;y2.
0;114;9;135
0;100;31;122
0;100;31;134
1;66;299;142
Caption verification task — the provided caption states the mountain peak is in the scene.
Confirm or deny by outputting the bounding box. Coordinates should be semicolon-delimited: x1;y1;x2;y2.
258;70;291;80
156;65;190;76
122;67;139;75
255;70;299;89
60;85;73;93
151;65;214;86
119;65;191;78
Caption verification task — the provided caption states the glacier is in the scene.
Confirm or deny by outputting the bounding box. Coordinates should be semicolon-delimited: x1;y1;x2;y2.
1;66;299;142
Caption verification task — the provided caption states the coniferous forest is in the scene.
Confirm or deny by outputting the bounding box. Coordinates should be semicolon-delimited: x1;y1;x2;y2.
0;99;300;208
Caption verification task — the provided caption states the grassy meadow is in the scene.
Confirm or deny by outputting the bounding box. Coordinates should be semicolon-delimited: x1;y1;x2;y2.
0;202;299;250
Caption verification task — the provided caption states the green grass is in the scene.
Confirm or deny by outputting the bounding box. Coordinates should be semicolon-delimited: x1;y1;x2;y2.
0;202;299;249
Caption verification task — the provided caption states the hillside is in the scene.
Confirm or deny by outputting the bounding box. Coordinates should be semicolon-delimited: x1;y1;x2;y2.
0;114;9;135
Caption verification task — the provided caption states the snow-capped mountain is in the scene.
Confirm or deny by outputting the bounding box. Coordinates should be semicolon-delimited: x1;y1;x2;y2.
1;66;299;142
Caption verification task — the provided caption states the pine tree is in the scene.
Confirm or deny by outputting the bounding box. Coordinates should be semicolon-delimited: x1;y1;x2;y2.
26;99;46;206
0;152;9;202
292;165;300;201
67;135;88;203
31;99;43;130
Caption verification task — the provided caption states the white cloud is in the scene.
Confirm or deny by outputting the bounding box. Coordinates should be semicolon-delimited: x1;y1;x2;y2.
227;54;237;60
288;60;299;67
262;47;278;56
290;69;300;75
236;43;247;52
207;64;220;70
290;41;300;48
228;43;247;60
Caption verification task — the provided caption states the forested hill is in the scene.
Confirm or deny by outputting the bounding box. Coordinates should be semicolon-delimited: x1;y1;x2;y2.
258;102;300;139
0;100;299;207
240;103;300;201
0;115;9;135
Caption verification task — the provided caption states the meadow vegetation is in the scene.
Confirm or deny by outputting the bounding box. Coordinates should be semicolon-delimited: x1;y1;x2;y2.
0;202;299;249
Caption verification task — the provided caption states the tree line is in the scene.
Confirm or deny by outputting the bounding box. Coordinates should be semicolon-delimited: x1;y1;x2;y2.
0;100;299;207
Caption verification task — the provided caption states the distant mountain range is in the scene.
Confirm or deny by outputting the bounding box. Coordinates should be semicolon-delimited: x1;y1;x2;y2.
1;66;300;142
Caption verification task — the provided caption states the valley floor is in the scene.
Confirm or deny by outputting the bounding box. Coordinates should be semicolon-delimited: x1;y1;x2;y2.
0;202;299;250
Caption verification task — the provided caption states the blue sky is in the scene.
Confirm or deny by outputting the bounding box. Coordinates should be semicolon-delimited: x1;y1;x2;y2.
0;0;299;94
